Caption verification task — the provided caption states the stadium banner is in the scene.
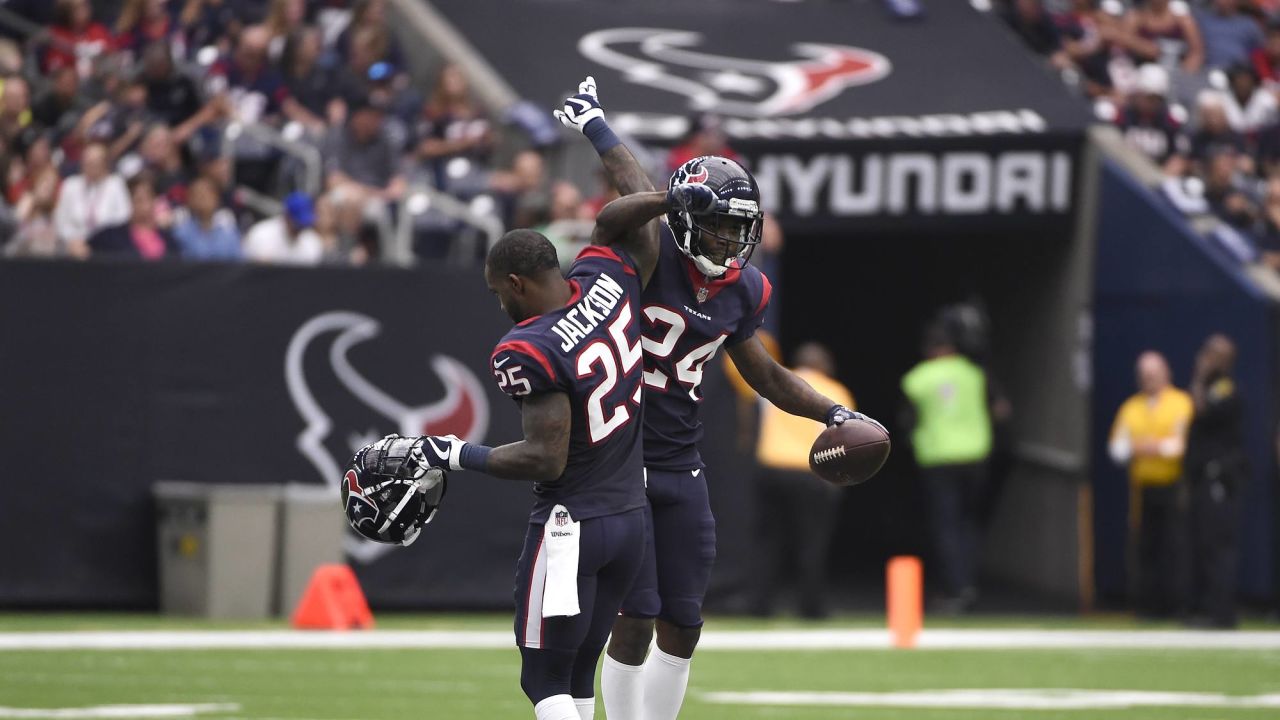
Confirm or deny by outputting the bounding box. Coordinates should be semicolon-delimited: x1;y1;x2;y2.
738;134;1082;234
0;260;746;609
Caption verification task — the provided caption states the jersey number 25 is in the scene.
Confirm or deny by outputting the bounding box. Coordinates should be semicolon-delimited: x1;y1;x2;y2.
576;302;643;443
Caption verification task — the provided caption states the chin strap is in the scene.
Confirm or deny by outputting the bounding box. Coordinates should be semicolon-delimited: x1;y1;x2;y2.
692;254;728;278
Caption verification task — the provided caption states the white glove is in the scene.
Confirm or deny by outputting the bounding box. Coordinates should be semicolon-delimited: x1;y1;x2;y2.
411;434;467;472
553;75;605;134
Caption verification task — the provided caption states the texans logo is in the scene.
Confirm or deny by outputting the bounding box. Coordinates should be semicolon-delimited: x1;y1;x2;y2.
579;27;891;118
286;310;490;562
674;161;709;185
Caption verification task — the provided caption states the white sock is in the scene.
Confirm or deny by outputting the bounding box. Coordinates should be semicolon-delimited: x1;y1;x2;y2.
533;694;579;720
642;648;692;720
573;697;595;720
601;654;645;720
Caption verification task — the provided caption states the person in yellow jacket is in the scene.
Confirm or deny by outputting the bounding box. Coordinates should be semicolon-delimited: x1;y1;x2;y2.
1109;350;1194;618
751;342;854;619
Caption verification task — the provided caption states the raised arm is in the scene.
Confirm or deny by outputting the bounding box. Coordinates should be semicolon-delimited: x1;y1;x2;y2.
555;76;661;285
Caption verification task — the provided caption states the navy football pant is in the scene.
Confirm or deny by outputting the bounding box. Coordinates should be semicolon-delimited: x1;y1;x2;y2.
620;468;717;628
514;508;645;704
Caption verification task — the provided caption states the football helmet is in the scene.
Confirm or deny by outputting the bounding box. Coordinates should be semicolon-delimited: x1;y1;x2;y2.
340;434;447;546
667;155;764;277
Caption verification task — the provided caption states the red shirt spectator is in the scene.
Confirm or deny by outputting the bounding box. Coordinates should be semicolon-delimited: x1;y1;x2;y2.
45;0;114;78
666;113;741;173
115;0;180;57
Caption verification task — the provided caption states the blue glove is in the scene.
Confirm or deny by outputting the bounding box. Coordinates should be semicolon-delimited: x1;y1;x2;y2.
553;75;605;134
410;434;467;472
667;183;720;215
826;405;888;435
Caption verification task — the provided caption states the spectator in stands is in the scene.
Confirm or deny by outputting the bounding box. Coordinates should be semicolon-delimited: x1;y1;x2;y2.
140;42;202;127
263;0;307;62
1121;0;1204;72
1109;350;1193;618
53;142;131;257
91;74;153;164
752;342;852;619
533;180;590;265
1056;0;1120;97
5;166;63;257
324;94;403;255
667;113;740;173
172;176;240;260
179;0;242;57
243;190;324;265
1251;22;1280;89
0;77;34;147
91;174;173;259
1189;92;1248;169
334;0;401;69
1000;0;1070;68
31;65;90;134
333;26;402;116
1196;0;1264;72
1217;64;1277;134
280;28;331;133
217;25;290;126
902;323;992;614
7;132;57;212
1117;64;1190;173
115;0;177;57
1254;177;1280;269
414;63;493;194
45;0;113;78
490;149;549;230
138;124;191;206
1204;146;1260;228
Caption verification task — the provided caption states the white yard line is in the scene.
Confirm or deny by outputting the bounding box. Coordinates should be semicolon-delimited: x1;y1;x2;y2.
699;689;1280;710
0;628;1278;651
0;704;238;718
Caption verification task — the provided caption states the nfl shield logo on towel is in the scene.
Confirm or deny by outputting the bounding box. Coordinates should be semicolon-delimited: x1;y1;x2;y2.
554;510;569;527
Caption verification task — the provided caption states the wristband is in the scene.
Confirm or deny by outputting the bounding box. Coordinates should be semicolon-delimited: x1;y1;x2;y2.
458;442;493;473
584;118;621;155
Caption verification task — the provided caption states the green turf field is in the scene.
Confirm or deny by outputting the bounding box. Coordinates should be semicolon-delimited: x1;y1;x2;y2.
1;614;1278;719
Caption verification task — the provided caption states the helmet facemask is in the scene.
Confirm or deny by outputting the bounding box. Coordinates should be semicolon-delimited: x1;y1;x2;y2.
341;435;447;546
684;200;763;278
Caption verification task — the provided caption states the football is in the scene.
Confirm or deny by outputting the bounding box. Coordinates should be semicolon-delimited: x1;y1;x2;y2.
809;418;891;486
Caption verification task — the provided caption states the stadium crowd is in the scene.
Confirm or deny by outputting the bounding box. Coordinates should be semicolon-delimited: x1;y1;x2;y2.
0;0;565;264
1001;0;1280;272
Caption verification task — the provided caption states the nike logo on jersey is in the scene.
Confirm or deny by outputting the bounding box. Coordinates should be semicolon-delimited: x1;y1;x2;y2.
494;356;511;368
692;469;701;477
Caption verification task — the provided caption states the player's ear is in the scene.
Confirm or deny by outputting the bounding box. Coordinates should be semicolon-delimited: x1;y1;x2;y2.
507;273;523;294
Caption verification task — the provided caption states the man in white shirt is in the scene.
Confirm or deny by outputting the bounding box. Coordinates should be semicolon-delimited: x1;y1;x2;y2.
243;191;325;265
54;142;131;256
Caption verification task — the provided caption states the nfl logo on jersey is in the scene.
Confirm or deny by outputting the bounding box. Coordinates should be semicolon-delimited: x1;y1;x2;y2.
554;510;570;527
696;287;709;304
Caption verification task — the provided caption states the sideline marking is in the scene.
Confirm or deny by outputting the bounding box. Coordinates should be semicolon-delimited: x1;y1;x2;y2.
700;689;1280;710
0;704;238;718
1;629;1279;651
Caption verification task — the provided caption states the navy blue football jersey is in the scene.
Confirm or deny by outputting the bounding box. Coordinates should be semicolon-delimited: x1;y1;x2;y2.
640;225;772;471
490;246;648;523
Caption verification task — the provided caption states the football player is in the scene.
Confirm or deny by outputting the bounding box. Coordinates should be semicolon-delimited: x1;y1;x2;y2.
344;219;662;719
555;77;886;720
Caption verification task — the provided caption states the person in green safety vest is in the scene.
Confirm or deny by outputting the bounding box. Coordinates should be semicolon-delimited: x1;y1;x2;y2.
901;322;993;614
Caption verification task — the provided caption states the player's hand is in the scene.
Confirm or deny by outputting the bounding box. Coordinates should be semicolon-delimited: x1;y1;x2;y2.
553;75;605;134
667;183;720;215
410;434;467;472
827;405;888;435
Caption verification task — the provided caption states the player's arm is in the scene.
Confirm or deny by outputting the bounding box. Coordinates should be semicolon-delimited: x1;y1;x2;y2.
555;76;661;284
727;336;840;423
410;392;571;482
728;336;885;430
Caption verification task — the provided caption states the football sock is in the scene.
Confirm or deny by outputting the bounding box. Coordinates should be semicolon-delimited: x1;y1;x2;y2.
643;647;692;720
601;654;644;720
573;697;595;720
533;694;579;720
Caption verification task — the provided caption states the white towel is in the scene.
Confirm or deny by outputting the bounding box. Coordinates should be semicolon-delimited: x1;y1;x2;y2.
542;504;581;617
